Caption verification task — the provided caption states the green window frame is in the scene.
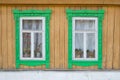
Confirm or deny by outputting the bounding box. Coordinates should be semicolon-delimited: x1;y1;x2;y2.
66;9;104;69
13;9;52;69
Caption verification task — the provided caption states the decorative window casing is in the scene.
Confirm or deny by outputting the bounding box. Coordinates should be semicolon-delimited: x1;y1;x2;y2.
66;9;104;69
13;9;51;69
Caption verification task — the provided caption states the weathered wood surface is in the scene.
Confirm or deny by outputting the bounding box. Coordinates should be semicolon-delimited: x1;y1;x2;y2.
0;5;120;70
0;0;120;5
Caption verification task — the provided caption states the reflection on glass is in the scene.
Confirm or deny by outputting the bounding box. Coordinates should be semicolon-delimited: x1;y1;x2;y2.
75;33;84;58
75;20;95;31
23;20;42;30
34;33;42;58
86;33;95;58
22;33;31;58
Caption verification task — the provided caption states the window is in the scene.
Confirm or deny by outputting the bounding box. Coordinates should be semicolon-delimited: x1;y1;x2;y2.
66;9;104;69
73;17;98;60
13;9;51;69
20;17;45;60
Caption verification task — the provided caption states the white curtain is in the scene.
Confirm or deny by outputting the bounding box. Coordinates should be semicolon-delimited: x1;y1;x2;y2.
75;33;83;51
75;20;95;31
34;33;42;58
86;33;95;51
23;33;31;57
75;20;95;54
23;20;42;30
23;20;42;58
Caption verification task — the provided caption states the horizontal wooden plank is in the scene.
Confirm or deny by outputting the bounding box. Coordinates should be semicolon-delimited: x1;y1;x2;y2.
104;0;120;5
0;0;104;5
0;0;120;5
1;0;120;5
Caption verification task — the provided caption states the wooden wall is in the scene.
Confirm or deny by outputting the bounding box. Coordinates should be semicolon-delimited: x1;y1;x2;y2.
0;5;120;70
1;0;120;5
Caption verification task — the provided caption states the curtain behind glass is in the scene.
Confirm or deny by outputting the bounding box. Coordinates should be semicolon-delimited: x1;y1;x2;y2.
22;20;42;58
75;20;95;58
23;20;42;30
75;20;95;31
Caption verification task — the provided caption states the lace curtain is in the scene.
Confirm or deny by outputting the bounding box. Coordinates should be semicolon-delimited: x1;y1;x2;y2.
22;20;42;58
75;20;95;58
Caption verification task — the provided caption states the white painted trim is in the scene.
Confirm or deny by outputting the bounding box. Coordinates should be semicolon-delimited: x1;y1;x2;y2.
42;17;46;60
72;17;98;61
22;30;43;33
20;17;45;20
20;18;23;60
72;18;75;59
73;17;98;20
20;17;46;60
95;18;98;60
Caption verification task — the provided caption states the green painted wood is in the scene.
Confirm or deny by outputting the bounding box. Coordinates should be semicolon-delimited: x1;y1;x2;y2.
66;9;104;69
13;9;52;69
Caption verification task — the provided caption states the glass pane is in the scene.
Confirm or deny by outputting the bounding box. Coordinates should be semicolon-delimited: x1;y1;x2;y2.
75;20;95;31
86;33;95;58
23;20;32;30
34;20;42;30
23;20;42;31
22;33;31;58
75;33;84;58
34;33;42;58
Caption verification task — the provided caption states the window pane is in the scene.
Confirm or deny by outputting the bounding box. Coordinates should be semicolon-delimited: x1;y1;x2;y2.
23;20;32;30
23;20;42;31
35;20;42;30
34;33;42;58
86;33;95;58
75;20;95;31
75;33;84;58
22;33;31;58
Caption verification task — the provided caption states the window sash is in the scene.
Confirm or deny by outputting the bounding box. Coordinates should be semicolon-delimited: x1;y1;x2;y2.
20;17;45;60
72;17;98;61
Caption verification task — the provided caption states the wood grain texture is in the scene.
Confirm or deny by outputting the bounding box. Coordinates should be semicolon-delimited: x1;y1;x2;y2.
102;7;108;69
59;7;65;69
7;6;13;69
104;0;120;5
54;7;60;69
0;6;2;68
1;0;120;5
113;7;120;69
106;7;115;69
50;6;55;69
64;6;68;69
1;5;8;69
0;0;104;5
0;5;120;70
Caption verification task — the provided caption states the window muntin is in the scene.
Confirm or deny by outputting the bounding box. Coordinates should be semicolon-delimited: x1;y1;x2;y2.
72;17;98;60
20;17;45;60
